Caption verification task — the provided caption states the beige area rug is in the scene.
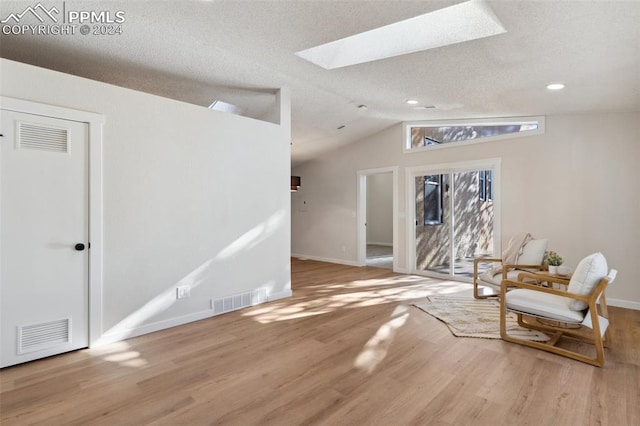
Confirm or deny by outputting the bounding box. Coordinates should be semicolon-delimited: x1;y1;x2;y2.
413;296;549;341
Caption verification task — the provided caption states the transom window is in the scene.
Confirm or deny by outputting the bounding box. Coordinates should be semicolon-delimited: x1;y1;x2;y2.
403;117;544;153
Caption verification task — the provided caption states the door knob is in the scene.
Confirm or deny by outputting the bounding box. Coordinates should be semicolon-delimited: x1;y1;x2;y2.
75;243;85;251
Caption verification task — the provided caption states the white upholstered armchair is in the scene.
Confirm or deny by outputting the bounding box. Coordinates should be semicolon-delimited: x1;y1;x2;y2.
500;252;616;367
473;233;548;299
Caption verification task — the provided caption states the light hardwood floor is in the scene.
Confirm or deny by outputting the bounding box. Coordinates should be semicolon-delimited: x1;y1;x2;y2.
1;259;639;425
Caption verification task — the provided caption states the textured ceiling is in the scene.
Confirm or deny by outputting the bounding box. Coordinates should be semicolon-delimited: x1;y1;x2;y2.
1;0;639;166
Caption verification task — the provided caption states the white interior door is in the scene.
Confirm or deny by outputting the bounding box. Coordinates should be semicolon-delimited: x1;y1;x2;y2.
1;110;89;368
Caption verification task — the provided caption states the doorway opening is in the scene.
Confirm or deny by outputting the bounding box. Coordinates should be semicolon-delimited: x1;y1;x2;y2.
357;167;398;271
365;173;394;269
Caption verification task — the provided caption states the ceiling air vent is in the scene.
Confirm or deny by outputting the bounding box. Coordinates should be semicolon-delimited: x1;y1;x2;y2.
18;122;69;153
18;318;71;354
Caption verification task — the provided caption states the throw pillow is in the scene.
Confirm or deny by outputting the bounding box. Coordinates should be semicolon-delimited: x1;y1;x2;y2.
517;239;548;266
567;252;608;311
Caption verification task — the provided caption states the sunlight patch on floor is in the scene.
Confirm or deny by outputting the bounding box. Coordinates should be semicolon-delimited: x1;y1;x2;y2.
243;276;473;323
354;305;409;374
88;340;149;368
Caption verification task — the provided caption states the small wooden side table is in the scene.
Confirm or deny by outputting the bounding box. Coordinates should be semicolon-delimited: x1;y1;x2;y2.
517;270;571;289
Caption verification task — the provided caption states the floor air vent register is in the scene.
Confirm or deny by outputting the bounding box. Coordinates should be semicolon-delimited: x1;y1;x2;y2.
18;318;71;355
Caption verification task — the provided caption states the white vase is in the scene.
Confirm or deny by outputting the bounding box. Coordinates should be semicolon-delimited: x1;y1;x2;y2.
548;265;558;274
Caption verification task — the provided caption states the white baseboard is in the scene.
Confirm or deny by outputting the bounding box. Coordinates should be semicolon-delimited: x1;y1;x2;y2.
292;253;359;267
608;298;640;311
367;242;392;247
94;288;294;347
293;253;410;274
95;309;216;346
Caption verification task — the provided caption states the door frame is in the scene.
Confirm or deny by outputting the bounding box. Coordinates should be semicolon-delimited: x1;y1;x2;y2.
356;166;399;270
1;96;104;347
405;158;502;280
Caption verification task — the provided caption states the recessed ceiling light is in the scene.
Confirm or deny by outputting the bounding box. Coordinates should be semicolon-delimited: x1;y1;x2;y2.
413;105;436;110
357;104;368;110
546;83;565;90
295;0;506;69
406;100;419;105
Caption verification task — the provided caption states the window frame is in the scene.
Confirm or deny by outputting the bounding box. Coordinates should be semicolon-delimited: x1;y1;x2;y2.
423;174;444;225
479;170;493;202
402;116;545;154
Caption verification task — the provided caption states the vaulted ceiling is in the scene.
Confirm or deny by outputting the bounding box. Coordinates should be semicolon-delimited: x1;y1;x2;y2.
1;0;639;166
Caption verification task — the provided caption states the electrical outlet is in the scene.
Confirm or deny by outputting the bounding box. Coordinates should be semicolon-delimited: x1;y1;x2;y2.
176;285;191;299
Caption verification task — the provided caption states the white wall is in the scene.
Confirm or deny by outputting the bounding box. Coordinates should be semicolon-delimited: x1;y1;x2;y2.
1;59;291;342
366;173;393;246
292;112;640;308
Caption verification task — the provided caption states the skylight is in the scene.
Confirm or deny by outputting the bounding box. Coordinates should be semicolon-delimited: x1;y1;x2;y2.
208;100;244;115
295;0;506;70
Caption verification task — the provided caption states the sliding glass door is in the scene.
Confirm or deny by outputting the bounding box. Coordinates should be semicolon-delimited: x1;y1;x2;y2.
413;164;496;280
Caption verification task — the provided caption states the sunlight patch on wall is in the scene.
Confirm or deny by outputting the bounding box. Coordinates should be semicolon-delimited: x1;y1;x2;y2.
97;210;286;343
216;210;285;260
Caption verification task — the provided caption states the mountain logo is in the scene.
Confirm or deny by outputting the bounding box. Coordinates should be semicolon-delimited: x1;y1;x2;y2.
1;2;60;24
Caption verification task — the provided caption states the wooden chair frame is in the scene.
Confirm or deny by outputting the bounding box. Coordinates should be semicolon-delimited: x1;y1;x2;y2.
473;258;545;299
499;271;612;367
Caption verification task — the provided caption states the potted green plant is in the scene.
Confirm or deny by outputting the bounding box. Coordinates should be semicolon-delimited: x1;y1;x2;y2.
545;251;564;274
